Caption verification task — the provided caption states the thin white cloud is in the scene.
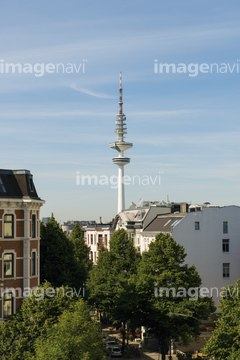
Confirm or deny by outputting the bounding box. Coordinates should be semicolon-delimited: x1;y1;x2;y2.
1;21;240;65
133;131;240;147
70;83;116;99
0;109;112;120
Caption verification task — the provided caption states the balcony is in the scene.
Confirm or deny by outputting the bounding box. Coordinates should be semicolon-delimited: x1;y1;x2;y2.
97;243;106;251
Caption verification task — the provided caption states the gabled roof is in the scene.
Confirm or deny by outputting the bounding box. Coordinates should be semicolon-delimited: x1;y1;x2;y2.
143;215;185;232
0;169;42;200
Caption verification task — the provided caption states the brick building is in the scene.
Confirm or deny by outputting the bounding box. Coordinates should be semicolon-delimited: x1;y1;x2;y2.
0;169;44;320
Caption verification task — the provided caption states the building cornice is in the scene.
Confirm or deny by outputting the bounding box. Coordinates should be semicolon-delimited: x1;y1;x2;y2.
0;198;45;208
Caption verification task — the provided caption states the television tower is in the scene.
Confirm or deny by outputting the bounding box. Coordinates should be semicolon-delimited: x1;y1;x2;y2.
109;72;133;213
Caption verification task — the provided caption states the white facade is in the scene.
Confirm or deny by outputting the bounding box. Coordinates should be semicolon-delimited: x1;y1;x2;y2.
140;205;240;306
173;206;240;306
85;226;114;263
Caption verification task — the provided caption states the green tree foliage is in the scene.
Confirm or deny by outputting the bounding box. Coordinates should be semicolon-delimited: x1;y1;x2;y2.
40;214;77;287
0;282;78;359
88;229;140;351
136;233;215;360
203;280;240;359
69;223;92;288
34;298;106;360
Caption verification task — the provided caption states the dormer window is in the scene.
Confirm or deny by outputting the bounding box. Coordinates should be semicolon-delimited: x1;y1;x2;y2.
28;176;34;192
0;177;6;193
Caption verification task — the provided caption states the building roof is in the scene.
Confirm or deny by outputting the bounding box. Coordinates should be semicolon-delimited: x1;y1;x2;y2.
0;169;42;200
85;223;113;230
143;215;185;232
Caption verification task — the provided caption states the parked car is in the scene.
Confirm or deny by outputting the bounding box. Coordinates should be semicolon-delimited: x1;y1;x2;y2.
134;338;141;342
107;346;122;358
104;340;116;348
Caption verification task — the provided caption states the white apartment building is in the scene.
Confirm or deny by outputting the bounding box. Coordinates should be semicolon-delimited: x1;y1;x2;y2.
85;223;114;263
140;203;240;306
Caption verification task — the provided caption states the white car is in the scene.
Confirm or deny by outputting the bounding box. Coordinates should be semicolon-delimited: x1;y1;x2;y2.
107;346;122;358
134;338;141;342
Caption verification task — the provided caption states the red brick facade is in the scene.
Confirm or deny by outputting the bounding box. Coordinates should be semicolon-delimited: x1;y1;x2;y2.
0;170;44;320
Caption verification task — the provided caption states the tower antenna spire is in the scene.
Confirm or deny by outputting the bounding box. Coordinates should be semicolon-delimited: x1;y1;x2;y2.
109;72;133;213
119;71;123;115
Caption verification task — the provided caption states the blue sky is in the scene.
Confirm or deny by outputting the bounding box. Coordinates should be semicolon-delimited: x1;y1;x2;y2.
1;0;240;222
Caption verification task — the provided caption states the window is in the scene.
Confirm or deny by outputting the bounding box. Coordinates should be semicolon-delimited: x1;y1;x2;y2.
4;253;14;278
195;221;200;230
32;214;36;238
0;177;6;193
4;214;14;238
98;234;103;245
91;234;93;245
171;220;181;227
223;263;230;278
222;239;229;253
223;221;228;234
31;251;37;276
164;219;171;226
105;234;107;247
28;176;34;192
3;292;13;318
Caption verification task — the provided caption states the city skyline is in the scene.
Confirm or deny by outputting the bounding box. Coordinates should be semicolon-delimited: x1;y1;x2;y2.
0;1;240;222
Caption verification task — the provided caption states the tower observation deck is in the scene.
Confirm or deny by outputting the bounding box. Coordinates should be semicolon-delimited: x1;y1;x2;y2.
109;72;133;213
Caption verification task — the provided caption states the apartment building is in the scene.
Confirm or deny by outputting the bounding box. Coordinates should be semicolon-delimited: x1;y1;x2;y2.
0;169;44;319
85;222;114;263
140;203;240;305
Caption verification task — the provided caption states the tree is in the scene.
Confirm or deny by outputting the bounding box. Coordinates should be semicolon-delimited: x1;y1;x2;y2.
34;298;106;360
136;233;215;360
40;214;77;288
203;280;240;359
88;229;141;353
69;223;92;289
0;282;78;359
